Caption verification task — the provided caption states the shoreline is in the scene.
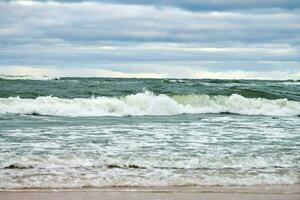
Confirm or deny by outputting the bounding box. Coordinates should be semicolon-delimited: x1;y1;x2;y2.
1;185;299;200
1;185;300;192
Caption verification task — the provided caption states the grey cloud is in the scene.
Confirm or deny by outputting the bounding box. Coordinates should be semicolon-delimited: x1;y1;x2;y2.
0;1;299;77
13;0;300;11
1;2;299;45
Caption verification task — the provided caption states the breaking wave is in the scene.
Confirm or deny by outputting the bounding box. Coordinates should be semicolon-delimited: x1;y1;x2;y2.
0;75;59;80
0;91;299;117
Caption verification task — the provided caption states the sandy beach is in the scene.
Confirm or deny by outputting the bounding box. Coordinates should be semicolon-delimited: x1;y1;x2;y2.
1;185;299;200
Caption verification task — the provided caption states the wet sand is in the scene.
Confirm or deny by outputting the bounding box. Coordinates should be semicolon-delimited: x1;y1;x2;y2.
1;185;299;200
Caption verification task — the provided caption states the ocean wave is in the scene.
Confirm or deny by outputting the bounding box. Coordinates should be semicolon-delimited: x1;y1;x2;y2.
275;81;300;86
0;91;299;117
0;75;59;80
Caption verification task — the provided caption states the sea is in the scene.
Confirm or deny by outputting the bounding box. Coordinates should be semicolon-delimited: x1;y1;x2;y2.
0;76;299;189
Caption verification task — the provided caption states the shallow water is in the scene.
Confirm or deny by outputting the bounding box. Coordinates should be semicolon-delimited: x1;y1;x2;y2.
0;77;299;188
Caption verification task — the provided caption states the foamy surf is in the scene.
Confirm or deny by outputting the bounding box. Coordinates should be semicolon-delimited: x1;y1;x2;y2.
0;91;299;117
1;123;299;188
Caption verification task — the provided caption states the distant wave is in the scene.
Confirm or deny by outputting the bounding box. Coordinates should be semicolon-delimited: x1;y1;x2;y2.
275;81;300;86
0;91;299;117
0;75;59;80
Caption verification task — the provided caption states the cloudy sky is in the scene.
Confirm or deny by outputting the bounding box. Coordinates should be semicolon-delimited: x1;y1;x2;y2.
0;0;300;79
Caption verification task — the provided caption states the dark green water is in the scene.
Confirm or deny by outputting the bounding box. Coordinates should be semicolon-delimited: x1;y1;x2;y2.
1;77;300;100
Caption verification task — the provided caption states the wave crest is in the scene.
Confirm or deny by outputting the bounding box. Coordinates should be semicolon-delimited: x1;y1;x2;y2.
0;91;299;117
0;75;59;80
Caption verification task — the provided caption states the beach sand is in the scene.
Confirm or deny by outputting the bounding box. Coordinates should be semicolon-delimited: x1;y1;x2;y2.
1;185;299;200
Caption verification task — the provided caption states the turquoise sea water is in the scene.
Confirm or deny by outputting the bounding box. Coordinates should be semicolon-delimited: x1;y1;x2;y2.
0;76;299;188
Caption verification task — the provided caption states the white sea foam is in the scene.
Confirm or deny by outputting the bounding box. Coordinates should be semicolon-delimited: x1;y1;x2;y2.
0;91;300;117
1;154;298;188
0;75;59;80
1;119;299;188
1;172;297;189
276;81;300;86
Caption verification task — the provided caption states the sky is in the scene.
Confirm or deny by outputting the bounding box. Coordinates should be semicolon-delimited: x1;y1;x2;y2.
0;0;300;79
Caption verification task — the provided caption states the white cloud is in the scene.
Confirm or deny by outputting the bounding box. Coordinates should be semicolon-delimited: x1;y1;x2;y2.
1;66;299;80
192;70;300;80
0;66;166;79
